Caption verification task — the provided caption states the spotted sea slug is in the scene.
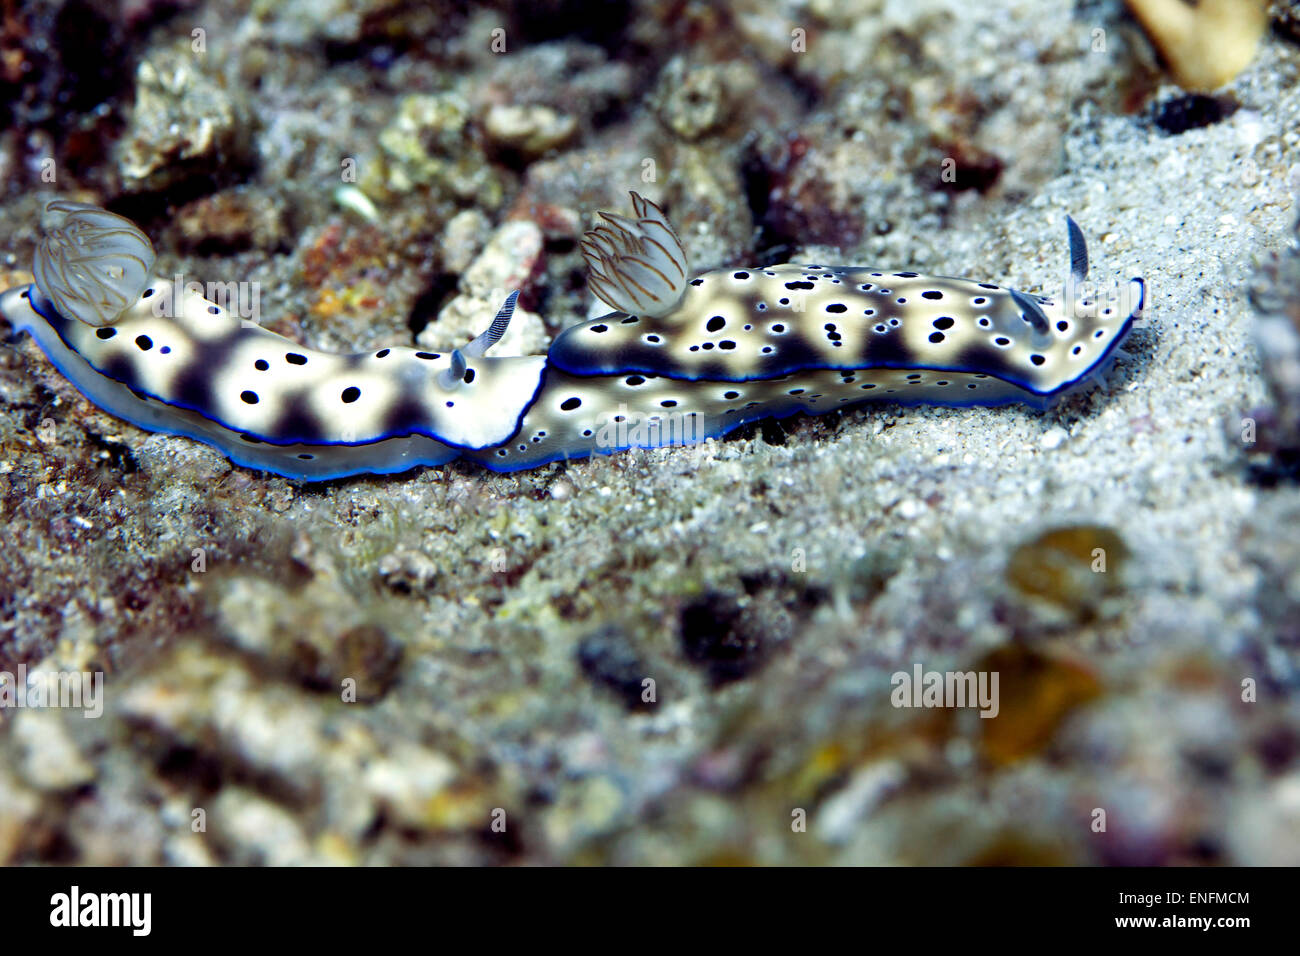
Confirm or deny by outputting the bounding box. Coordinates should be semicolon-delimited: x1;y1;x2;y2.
0;195;1144;479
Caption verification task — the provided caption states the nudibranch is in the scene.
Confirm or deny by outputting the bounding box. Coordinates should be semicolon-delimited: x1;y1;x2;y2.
2;201;545;478
0;195;1144;480
483;194;1144;469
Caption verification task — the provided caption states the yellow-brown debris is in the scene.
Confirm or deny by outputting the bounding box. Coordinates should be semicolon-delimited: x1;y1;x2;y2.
1126;0;1268;91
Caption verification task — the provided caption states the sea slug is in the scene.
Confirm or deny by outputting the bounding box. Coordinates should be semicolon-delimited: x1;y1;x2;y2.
0;195;1144;479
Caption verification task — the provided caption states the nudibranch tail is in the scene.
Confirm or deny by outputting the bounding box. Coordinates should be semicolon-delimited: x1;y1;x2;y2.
33;200;156;328
581;191;688;317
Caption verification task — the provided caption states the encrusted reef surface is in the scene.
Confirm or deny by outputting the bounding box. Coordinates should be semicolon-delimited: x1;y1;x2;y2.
1;0;1299;865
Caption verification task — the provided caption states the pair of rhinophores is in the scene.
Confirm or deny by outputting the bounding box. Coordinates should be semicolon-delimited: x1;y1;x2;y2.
0;194;1145;480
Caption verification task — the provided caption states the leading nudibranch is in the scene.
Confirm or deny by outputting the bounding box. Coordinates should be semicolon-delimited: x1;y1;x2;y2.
0;195;1144;480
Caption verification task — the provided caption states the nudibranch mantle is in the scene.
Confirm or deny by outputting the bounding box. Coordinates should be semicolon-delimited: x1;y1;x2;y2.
0;196;1145;479
552;262;1142;397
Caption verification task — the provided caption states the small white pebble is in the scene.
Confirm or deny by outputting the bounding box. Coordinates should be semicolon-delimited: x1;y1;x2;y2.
897;498;925;520
333;185;380;223
1040;426;1068;450
1235;110;1264;147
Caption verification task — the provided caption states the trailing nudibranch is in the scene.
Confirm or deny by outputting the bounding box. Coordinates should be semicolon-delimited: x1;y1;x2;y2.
2;201;547;479
0;196;1144;480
